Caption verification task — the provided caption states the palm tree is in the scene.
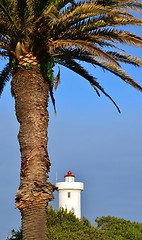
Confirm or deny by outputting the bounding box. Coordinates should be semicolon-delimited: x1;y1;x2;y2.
0;0;142;239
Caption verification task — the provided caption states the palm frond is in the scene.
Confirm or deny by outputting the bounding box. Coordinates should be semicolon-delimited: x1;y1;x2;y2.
95;62;142;91
0;20;18;46
111;15;142;26
96;0;142;12
49;39;119;66
107;51;142;66
0;62;11;95
51;6;104;33
114;1;142;12
57;56;100;96
60;2;129;19
43;4;59;20
13;0;27;23
59;48;142;92
28;0;50;21
58;56;121;112
54;67;60;90
90;15;142;32
88;29;142;47
111;30;142;46
0;0;18;30
54;0;77;10
0;50;9;57
49;83;57;114
58;0;135;27
55;27;142;50
49;6;142;43
0;41;11;53
64;17;142;40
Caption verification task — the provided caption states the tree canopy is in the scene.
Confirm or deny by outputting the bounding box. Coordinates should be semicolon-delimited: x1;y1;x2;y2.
7;207;142;240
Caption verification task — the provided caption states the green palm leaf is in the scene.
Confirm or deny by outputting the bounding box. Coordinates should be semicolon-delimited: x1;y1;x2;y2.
49;39;120;66
0;62;11;95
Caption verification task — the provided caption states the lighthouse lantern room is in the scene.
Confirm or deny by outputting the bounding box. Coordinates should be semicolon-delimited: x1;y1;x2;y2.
56;171;84;219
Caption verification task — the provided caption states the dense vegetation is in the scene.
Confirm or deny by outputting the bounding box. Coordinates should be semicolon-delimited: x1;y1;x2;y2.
7;207;142;240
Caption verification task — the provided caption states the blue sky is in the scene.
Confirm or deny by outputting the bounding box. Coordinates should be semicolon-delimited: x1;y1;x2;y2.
0;31;142;240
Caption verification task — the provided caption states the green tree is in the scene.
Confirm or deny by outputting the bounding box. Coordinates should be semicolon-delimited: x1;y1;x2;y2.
95;216;142;240
7;207;112;240
6;229;22;240
7;208;142;240
1;0;142;239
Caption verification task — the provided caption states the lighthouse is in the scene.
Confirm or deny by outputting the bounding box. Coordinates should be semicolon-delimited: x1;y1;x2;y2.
55;171;84;219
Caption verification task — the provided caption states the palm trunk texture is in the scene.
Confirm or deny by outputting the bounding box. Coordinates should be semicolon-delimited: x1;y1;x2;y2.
11;63;54;240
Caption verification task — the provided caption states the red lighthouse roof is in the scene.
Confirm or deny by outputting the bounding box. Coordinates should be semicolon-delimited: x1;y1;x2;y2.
64;170;75;177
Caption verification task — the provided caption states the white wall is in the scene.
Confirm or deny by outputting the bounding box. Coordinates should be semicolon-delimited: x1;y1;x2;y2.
56;181;84;219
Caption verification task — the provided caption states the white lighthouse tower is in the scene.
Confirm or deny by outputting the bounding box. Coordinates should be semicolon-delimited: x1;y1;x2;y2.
56;171;84;219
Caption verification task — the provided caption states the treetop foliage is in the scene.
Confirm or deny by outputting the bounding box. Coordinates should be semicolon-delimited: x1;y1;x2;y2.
7;207;142;240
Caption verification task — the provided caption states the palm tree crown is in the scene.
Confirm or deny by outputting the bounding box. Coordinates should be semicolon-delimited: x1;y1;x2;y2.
1;0;142;112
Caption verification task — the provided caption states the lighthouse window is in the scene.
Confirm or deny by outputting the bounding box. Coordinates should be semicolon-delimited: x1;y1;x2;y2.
68;192;71;198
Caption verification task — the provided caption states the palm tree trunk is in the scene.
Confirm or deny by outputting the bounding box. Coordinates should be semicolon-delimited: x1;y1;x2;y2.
11;64;54;240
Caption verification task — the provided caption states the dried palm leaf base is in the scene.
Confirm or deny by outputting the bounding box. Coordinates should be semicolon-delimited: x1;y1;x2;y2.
19;53;38;67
